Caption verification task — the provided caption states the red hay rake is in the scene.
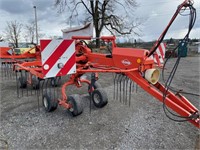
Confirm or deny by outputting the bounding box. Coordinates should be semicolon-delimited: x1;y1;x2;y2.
2;0;199;128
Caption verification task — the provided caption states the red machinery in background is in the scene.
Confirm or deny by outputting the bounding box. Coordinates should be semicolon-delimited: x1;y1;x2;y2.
13;0;199;128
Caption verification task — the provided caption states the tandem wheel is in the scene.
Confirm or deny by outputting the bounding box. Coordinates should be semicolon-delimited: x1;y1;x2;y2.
91;88;108;108
67;94;83;116
43;90;58;112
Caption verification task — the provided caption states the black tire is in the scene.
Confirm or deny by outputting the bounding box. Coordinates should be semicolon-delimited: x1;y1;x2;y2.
18;76;27;88
67;94;83;116
32;76;40;89
92;88;108;108
43;90;58;112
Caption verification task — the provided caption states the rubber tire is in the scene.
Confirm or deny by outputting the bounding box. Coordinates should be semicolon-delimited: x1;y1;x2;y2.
18;76;27;88
92;88;108;108
32;76;40;89
43;90;58;112
67;94;83;116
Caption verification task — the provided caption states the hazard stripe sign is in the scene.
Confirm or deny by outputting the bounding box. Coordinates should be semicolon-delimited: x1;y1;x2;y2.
40;39;76;78
150;42;166;66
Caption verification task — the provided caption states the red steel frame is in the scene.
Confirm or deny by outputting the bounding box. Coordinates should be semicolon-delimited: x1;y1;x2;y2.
12;0;199;128
13;35;199;128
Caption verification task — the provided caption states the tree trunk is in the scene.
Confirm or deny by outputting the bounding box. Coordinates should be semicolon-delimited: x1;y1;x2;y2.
15;39;18;48
95;29;100;48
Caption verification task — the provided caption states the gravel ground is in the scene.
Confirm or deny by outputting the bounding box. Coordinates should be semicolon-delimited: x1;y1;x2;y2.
0;56;199;149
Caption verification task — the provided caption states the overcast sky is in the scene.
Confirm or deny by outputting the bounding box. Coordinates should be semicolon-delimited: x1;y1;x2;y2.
0;0;199;42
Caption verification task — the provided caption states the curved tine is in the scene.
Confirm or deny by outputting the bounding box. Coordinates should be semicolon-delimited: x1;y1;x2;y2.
20;70;24;97
9;62;13;79
115;74;121;100
37;79;41;111
15;70;19;98
132;81;135;93
4;61;7;78
25;71;28;96
119;74;124;102
122;75;127;104
40;79;45;97
125;76;129;105
5;62;8;78
129;80;133;107
113;73;118;100
116;74;122;101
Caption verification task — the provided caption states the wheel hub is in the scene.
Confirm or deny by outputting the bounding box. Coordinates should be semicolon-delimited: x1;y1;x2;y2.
93;93;100;104
43;97;48;108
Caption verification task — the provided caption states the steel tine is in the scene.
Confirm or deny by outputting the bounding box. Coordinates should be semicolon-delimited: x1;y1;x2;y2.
41;79;45;99
4;61;8;78
15;70;19;98
37;79;41;112
119;74;124;103
132;81;135;93
12;62;15;79
4;61;7;78
25;71;28;96
135;84;138;93
31;75;33;96
9;62;12;79
129;80;133;107
20;70;24;97
125;76;129;105
113;73;118;100
6;61;10;79
34;77;37;95
4;61;6;78
7;62;10;79
4;62;8;78
122;75;126;104
116;74;121;101
0;61;3;78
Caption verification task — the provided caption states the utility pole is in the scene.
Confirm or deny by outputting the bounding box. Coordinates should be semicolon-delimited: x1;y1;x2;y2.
33;6;38;45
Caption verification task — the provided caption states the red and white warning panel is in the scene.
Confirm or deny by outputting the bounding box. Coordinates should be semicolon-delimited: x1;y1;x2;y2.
150;42;166;66
40;39;76;78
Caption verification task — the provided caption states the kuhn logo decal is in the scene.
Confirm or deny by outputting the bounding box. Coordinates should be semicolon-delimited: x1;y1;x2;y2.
121;59;131;66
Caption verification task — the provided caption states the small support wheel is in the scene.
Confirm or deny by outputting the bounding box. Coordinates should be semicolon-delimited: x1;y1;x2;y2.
32;76;40;89
92;88;108;108
67;94;83;116
43;90;58;112
18;76;27;88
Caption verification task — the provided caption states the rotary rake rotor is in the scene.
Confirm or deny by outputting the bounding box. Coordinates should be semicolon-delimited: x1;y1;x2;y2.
0;45;41;79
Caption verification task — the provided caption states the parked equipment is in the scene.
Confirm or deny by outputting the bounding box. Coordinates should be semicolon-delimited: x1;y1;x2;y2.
11;0;199;128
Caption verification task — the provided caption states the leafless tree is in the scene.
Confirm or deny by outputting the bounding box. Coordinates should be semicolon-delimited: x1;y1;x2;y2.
55;0;141;47
4;21;23;48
